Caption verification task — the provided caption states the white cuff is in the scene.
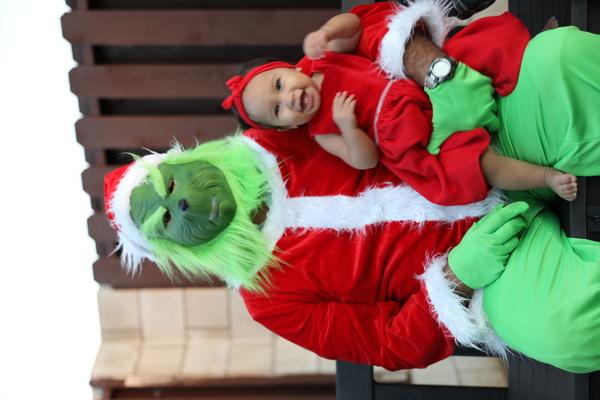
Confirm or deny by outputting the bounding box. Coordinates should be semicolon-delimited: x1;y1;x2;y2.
418;253;510;361
378;0;456;80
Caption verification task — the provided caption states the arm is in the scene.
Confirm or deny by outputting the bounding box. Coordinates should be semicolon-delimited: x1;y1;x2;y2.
303;13;362;59
315;91;378;170
376;85;490;205
401;14;530;154
242;288;455;370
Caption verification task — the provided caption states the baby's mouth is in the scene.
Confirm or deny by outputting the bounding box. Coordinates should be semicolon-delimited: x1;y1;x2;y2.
301;91;311;112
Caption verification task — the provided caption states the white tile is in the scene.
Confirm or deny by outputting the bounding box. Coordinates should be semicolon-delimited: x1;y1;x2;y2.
139;289;185;344
228;340;273;377
458;369;508;387
273;336;319;375
452;356;507;372
185;288;229;330
410;357;458;385
182;335;230;377
136;344;184;377
229;291;273;341
91;340;140;380
97;287;140;337
317;357;337;375
453;356;508;387
374;366;409;383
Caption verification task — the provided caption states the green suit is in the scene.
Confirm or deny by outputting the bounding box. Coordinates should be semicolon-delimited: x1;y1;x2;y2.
436;27;600;373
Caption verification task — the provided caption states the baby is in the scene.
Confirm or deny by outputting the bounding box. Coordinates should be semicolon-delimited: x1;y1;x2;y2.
222;3;577;205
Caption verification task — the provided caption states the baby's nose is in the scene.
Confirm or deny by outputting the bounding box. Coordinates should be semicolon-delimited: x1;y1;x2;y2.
286;90;300;110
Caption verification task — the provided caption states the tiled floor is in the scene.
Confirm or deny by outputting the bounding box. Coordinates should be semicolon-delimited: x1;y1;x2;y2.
93;286;507;388
92;287;327;384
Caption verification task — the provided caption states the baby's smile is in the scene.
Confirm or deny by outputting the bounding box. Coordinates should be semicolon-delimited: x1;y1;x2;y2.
301;90;313;113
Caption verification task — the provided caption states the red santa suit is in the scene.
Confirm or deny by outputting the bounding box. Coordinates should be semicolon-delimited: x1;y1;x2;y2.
295;3;529;206
240;128;507;370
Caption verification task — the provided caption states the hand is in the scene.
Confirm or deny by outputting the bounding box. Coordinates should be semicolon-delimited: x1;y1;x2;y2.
426;63;499;155
448;202;530;289
303;29;329;59
332;91;358;132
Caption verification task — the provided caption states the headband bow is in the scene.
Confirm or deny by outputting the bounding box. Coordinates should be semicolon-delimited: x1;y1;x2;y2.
221;61;294;129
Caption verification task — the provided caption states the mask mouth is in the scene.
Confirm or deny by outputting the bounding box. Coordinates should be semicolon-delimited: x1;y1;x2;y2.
208;195;219;223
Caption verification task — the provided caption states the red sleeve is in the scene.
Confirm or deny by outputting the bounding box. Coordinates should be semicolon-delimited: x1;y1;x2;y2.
350;2;397;62
242;287;455;370
444;13;531;96
377;83;490;205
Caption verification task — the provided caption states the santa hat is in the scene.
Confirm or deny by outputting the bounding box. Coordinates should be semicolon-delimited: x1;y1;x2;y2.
103;153;167;271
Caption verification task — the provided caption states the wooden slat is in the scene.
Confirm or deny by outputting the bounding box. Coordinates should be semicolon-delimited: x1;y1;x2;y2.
70;65;237;98
87;212;116;256
62;10;337;45
76;116;235;149
93;257;222;288
83;166;110;211
88;212;115;241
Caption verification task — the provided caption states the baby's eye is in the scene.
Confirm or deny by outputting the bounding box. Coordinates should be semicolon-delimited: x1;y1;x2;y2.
275;77;281;91
167;179;175;194
274;104;280;117
163;210;172;227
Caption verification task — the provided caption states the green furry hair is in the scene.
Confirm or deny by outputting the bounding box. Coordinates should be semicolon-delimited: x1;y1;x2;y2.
134;134;277;292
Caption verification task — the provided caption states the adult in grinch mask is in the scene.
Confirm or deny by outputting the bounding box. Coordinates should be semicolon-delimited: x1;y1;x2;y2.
104;13;600;374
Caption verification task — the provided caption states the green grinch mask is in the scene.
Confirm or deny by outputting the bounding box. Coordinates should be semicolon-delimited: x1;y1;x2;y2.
130;160;236;246
123;136;278;292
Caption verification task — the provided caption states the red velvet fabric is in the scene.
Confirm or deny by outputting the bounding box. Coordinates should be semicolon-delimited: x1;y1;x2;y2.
443;12;531;96
293;6;530;205
239;6;531;370
302;50;492;205
241;129;480;370
351;2;530;96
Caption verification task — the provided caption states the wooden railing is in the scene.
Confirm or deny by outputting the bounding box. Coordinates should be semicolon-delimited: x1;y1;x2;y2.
62;0;340;288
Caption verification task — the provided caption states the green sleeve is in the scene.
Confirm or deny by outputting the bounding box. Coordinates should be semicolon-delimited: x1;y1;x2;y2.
425;63;500;155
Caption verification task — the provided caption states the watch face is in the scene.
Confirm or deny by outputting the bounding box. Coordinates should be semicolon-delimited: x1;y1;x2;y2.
432;59;452;77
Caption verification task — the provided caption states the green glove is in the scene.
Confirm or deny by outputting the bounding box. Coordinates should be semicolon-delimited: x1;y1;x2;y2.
425;63;500;155
448;201;530;289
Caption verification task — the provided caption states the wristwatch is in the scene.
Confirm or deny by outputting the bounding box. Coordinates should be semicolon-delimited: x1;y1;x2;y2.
424;57;457;89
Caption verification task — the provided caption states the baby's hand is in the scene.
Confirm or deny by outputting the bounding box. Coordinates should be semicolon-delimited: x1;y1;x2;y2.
303;30;329;59
332;91;358;132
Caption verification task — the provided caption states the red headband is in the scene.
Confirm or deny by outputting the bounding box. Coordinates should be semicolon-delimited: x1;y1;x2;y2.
222;61;294;129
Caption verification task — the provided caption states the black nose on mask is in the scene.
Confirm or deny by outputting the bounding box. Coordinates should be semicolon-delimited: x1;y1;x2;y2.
178;199;189;212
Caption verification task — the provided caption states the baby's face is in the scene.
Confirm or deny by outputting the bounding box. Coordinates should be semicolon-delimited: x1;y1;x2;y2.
242;67;321;128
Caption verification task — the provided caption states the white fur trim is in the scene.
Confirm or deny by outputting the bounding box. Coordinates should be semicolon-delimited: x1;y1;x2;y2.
239;136;288;253
283;187;504;231
108;153;167;271
241;136;504;241
418;254;509;358
469;289;511;362
378;0;456;80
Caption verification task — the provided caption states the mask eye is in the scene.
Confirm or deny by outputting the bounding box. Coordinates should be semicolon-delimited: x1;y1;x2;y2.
167;179;175;194
275;77;282;91
274;104;280;117
163;210;171;227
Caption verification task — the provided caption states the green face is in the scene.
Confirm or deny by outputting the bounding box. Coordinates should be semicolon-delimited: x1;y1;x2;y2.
130;160;236;246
